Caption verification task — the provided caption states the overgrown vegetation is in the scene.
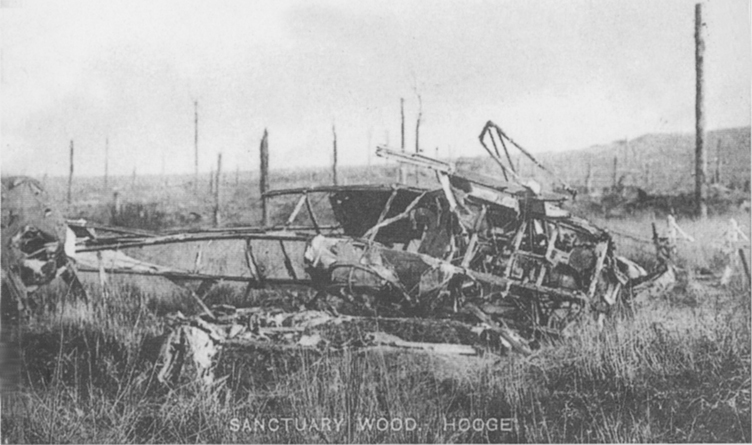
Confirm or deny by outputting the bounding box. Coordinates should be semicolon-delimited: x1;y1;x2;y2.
4;152;751;443
2;228;750;443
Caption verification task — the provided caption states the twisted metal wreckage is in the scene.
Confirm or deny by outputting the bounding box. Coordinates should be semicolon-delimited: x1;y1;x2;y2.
2;122;677;384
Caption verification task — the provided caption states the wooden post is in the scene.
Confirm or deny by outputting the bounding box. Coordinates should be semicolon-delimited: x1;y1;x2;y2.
194;100;199;192
612;155;618;189
259;129;269;226
399;98;405;183
213;153;222;227
104;137;109;191
332;123;338;185
695;3;707;218
67;140;74;205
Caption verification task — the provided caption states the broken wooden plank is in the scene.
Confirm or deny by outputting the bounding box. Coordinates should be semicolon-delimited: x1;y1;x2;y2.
362;191;428;240
77;231;313;252
278;240;298;280
303;193;321;234
77;265;310;285
286;194;308;227
244;239;264;287
365;332;477;356
368;188;399;242
739;248;751;287
464;303;532;356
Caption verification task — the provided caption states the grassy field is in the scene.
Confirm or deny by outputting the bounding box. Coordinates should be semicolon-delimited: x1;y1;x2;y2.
2;158;751;443
1;247;749;443
3;226;751;442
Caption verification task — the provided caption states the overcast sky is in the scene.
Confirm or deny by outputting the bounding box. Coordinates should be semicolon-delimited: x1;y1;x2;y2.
1;0;749;177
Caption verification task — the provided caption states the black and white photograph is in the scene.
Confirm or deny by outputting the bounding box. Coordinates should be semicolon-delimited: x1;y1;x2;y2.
1;0;750;442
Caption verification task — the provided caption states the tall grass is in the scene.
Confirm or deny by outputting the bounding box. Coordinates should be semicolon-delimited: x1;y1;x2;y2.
2;212;751;443
3;272;749;443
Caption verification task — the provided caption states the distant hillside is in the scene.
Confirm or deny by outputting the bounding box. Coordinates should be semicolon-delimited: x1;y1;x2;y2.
456;127;751;195
29;127;751;214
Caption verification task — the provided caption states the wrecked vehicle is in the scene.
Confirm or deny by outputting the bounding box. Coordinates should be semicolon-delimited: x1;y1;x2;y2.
63;121;676;379
1;177;83;314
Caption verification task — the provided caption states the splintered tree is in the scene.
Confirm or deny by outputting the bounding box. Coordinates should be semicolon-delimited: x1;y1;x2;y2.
213;153;222;227
68;140;74;205
399;98;406;183
194;100;199;192
695;3;707;218
414;93;422;185
259;129;270;226
714;140;722;184
104;137;109;191
332;123;338;186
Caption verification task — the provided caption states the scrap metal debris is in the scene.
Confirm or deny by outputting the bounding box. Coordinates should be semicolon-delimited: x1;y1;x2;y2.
155;307;494;385
139;122;680;383
1;177;84;314
2;123;681;385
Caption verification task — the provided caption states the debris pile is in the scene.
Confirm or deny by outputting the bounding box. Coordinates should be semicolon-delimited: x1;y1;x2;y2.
2;122;693;386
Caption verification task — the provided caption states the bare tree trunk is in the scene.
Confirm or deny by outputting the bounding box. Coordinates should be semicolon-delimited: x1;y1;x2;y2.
213;153;222;227
366;126;373;170
695;3;707;218
111;191;120;223
399;98;405;183
585;156;593;195
415;95;422;154
68;140;74;205
260;129;269;226
104;137;109;191
414;94;422;185
714;140;722;184
194;101;199;192
332;124;338;185
161;149;166;187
